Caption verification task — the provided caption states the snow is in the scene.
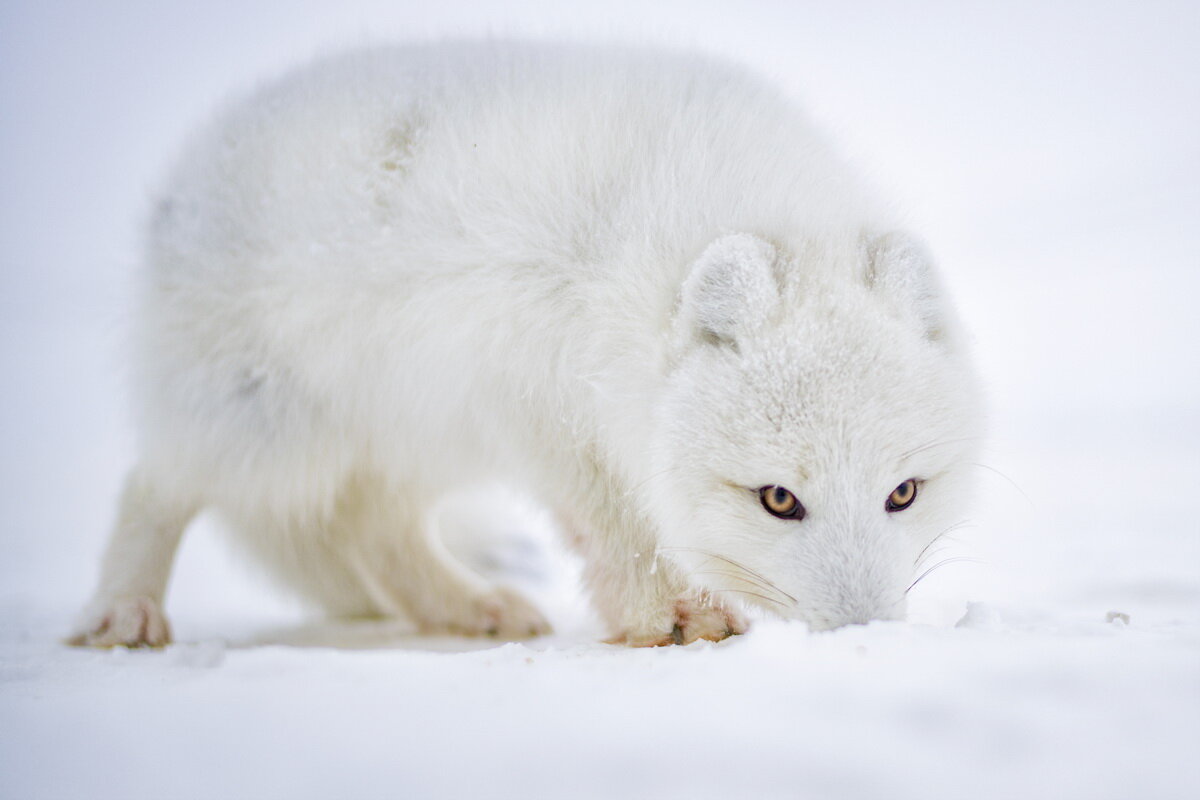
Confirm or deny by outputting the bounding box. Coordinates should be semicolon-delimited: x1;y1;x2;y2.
2;1;1198;798
4;610;1197;799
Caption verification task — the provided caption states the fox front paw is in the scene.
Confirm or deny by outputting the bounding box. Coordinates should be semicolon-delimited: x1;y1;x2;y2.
67;596;172;648
610;597;748;647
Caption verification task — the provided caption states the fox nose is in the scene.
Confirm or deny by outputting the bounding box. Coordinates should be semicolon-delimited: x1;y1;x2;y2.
812;615;870;632
814;596;906;631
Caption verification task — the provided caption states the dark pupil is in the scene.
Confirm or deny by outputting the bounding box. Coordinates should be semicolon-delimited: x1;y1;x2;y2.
772;488;792;510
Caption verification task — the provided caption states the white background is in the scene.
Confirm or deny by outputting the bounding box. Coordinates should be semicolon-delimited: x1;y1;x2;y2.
2;2;1197;798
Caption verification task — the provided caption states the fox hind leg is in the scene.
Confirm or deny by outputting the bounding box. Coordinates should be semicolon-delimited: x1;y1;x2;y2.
338;480;551;639
69;466;197;647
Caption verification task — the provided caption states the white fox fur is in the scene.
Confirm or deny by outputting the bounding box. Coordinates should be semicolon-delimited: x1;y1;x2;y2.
72;41;981;647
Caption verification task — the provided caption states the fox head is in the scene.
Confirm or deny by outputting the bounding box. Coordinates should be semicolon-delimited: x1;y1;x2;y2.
650;232;981;630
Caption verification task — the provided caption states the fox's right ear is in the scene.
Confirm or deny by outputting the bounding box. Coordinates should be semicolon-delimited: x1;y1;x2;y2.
676;234;780;350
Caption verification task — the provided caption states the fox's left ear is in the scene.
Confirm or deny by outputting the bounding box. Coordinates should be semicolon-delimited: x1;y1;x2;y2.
865;231;959;346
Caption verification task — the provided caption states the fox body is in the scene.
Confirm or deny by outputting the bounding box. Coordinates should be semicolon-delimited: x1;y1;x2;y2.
74;42;981;646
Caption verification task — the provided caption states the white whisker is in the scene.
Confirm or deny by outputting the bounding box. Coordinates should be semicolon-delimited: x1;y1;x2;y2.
658;546;798;604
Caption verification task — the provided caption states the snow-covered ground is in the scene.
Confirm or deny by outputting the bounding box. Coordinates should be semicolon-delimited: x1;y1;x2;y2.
2;2;1197;798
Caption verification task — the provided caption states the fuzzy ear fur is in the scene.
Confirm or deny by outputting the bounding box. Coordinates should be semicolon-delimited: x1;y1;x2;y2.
677;234;779;349
866;231;951;344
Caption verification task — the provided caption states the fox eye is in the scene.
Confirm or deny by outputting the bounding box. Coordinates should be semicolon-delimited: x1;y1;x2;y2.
759;485;805;520
886;479;918;512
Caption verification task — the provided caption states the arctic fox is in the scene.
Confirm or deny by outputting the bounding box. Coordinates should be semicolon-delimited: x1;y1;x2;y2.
72;42;981;647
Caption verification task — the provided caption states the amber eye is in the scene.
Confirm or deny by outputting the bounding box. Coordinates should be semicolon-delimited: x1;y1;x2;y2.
759;485;805;520
886;479;918;512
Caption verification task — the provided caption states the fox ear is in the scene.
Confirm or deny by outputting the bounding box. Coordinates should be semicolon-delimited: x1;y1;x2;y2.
866;231;955;345
677;234;779;349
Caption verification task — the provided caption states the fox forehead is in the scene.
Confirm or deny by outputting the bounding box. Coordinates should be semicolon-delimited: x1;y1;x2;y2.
661;334;972;499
